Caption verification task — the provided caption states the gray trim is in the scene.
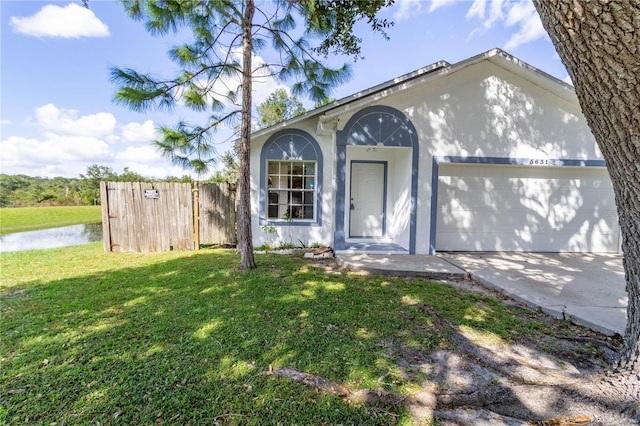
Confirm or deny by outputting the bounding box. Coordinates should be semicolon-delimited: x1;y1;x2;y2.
429;157;440;255
429;156;609;254
259;129;323;227
349;161;388;238
432;156;606;167
335;106;419;253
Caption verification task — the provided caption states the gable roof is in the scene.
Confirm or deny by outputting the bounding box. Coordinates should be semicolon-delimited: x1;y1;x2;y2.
251;48;576;139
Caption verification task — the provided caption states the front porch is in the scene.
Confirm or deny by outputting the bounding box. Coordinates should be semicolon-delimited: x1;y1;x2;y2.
336;240;409;254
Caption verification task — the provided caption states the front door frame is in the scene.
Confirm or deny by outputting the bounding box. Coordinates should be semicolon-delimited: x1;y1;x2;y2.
349;160;388;238
334;105;419;253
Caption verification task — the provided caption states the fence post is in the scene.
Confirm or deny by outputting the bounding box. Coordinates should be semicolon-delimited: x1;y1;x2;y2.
100;181;111;252
193;181;200;250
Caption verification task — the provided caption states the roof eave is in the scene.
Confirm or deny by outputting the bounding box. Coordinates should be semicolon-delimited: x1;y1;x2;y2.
249;60;451;140
248;48;578;142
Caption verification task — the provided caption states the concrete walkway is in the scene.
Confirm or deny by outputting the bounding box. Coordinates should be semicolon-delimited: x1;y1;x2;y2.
335;252;627;336
336;253;467;280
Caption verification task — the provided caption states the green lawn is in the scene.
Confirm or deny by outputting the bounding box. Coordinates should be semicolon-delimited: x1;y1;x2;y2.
1;245;568;425
0;205;102;235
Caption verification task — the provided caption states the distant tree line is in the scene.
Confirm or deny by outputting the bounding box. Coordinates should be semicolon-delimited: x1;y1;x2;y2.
0;158;238;208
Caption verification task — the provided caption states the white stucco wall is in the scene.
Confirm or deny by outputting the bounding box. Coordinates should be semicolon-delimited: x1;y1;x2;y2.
403;62;599;160
250;56;601;254
420;62;597;253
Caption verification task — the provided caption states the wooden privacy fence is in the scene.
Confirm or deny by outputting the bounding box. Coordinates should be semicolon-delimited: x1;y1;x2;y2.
196;182;237;247
101;181;236;253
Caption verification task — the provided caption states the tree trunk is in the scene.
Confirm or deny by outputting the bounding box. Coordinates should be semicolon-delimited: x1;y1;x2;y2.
533;0;640;372
237;0;256;270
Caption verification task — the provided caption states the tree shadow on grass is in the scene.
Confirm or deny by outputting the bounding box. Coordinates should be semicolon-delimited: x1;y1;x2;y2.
1;249;632;425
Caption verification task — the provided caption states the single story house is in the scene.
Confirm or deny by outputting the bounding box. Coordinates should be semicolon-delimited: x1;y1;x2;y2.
249;48;619;255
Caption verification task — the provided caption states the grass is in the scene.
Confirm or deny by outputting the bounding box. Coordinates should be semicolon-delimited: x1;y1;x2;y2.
1;244;574;425
0;205;102;235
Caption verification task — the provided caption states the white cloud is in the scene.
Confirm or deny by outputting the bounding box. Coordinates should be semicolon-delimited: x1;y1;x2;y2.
124;163;192;180
503;2;546;50
505;1;533;25
1;134;113;177
116;146;191;178
10;3;109;38
1;119;11;125
429;0;457;13
43;133;114;161
1;163;89;179
35;104;116;137
418;0;546;50
116;145;163;163
466;0;505;32
466;0;487;20
252;79;290;110
392;0;423;22
486;0;506;29
0;105;184;179
465;0;547;51
121;120;158;145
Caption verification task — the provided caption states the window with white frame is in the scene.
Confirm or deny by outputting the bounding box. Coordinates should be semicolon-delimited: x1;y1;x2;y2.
259;129;323;226
267;161;316;220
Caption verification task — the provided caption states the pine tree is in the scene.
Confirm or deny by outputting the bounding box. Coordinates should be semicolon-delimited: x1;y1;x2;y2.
111;0;392;270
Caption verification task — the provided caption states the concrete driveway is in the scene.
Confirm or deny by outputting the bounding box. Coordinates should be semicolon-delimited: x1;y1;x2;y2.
442;252;628;336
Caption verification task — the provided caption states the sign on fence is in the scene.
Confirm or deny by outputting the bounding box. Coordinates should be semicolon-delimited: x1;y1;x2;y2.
144;189;160;199
101;182;194;253
100;181;236;253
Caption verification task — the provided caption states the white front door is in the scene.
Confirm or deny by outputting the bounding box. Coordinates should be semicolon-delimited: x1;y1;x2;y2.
350;162;385;237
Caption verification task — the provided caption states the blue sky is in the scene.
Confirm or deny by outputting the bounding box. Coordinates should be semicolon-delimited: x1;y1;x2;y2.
1;0;568;179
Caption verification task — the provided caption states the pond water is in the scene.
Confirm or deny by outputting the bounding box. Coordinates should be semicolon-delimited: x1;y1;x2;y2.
0;223;103;253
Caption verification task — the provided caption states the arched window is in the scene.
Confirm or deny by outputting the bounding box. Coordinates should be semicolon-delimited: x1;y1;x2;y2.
341;105;418;147
259;129;323;226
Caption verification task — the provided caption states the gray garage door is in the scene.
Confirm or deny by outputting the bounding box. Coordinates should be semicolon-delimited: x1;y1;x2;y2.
436;163;620;252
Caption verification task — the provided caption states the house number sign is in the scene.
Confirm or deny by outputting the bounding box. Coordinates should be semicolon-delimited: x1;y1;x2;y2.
144;189;159;199
529;159;557;166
